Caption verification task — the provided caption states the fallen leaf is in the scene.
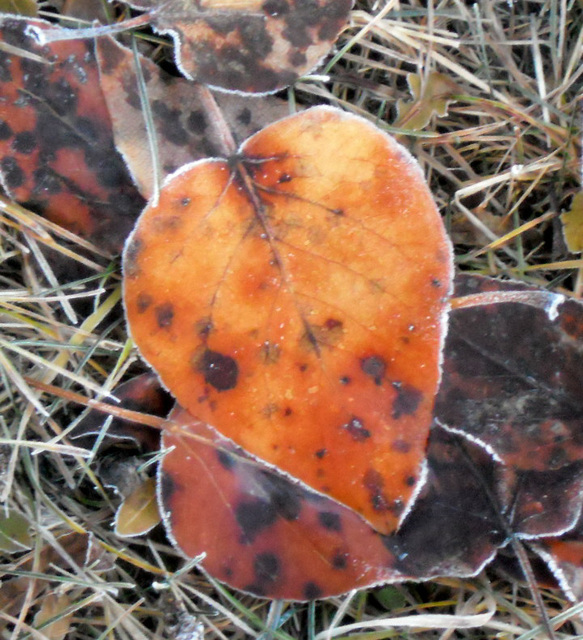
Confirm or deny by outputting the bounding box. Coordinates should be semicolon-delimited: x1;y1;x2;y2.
96;36;294;198
0;509;32;553
396;72;460;131
70;372;171;453
535;530;583;602
124;106;453;535
120;0;352;94
115;476;161;537
33;593;73;640
561;190;583;253
0;531;109;621
437;274;583;480
0;16;144;253
160;408;505;600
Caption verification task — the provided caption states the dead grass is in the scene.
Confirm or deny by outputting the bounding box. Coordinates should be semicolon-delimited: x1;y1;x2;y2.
1;0;583;638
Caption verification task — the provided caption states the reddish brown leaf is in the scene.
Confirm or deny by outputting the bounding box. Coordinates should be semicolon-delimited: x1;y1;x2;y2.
120;0;352;94
124;106;453;535
71;372;171;452
0;16;144;253
96;36;294;198
160;408;507;599
436;274;583;478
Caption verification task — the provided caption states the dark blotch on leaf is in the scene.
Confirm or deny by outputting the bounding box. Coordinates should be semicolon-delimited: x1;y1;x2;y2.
343;416;371;442
235;498;277;544
262;0;289;15
254;552;280;584
124;237;144;278
303;582;323;600
136;292;152;313
392;439;411;453
197;349;239;391
0;119;12;140
186;109;207;134
318;511;342;531
392;383;423;419
237;107;252;126
364;468;391;512
216;449;236;470
155;303;174;329
361;355;386;384
288;50;307;66
1;156;25;190
33;167;62;195
259;471;302;521
332;551;348;569
160;472;178;505
11;131;35;155
152;100;188;147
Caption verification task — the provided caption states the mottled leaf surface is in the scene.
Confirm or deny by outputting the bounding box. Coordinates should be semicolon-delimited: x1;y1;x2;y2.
97;36;293;198
436;274;583;541
124;106;453;535
121;0;352;94
0;16;144;253
160;408;506;600
437;274;583;476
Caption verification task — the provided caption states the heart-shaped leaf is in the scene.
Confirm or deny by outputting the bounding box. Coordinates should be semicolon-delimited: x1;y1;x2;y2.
124;106;453;535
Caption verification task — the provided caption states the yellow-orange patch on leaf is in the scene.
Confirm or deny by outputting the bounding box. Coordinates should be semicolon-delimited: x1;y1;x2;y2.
124;106;453;535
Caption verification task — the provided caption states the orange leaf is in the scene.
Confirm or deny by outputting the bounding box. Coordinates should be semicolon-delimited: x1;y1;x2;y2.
124;106;453;535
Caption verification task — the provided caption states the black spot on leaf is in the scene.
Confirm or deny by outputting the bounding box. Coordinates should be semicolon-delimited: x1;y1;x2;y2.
1;156;24;189
235;498;277;544
392;383;423;419
303;581;323;599
343;416;371;442
0;119;12;140
318;511;342;531
160;472;178;504
155;302;174;328
332;550;348;569
364;468;391;512
11;130;35;154
216;449;236;470
254;552;280;584
196;349;239;391
361;355;386;385
136;292;152;313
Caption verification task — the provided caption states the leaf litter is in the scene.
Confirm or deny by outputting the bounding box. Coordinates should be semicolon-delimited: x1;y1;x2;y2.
1;0;583;638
